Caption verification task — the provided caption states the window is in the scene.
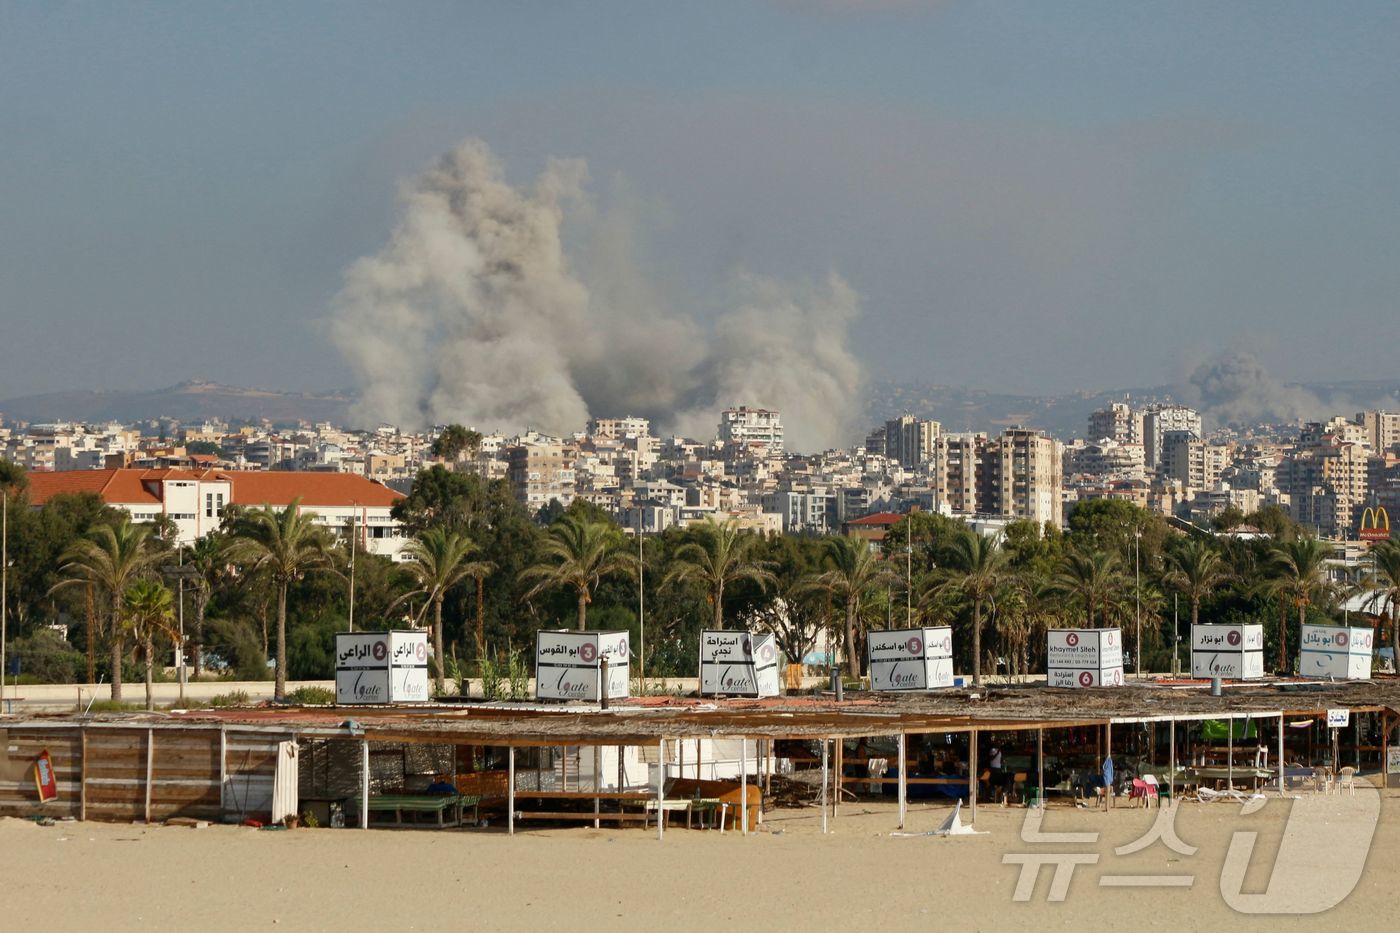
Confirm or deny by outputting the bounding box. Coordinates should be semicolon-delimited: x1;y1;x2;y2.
205;493;215;518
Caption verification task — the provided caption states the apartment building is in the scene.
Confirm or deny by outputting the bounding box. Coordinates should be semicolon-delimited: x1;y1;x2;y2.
884;415;940;468
1143;405;1202;470
506;440;578;511
982;428;1064;526
718;407;783;453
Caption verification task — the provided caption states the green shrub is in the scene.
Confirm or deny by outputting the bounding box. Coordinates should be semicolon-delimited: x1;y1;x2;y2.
209;689;250;708
286;685;334;705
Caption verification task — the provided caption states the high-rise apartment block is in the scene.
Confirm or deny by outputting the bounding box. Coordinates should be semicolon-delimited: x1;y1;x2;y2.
1087;402;1143;445
1143;405;1202;469
884;415;940;468
981;428;1064;526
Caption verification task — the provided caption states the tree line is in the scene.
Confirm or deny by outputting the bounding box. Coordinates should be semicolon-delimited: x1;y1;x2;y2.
2;458;1398;703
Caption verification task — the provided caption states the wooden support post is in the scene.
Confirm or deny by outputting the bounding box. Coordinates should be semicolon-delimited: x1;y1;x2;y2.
1169;718;1176;803
1104;722;1112;808
1382;713;1390;792
897;732;907;829
740;738;748;836
969;728;978;825
1227;716;1234;790
507;745;515;836
834;739;842;816
1355;715;1361;770
1277;713;1286;795
656;738;666;841
79;726;88;822
218;726;227;815
695;738;702;780
820;738;829;834
144;728;154;824
360;738;370;831
593;746;601;829
1037;728;1045;810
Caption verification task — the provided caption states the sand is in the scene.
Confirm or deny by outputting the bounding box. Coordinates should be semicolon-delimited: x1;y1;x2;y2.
4;789;1397;931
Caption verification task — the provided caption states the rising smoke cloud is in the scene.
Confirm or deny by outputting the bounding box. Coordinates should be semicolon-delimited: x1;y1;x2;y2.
1185;351;1333;427
331;139;863;451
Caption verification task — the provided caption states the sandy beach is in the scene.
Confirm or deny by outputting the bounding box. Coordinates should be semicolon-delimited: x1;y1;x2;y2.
4;786;1395;932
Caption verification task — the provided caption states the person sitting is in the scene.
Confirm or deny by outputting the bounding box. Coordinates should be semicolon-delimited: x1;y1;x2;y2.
425;774;458;795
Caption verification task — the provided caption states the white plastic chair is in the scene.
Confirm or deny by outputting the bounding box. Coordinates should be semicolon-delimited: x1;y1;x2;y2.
1336;766;1356;796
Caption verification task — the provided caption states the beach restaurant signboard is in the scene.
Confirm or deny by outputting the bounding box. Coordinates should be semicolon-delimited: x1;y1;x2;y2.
535;630;631;702
867;626;955;692
1047;628;1124;688
1299;624;1372;681
1190;624;1265;680
335;631;431;704
699;630;781;697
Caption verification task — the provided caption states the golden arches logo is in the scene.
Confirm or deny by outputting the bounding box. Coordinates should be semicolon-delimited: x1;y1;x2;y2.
1360;506;1391;542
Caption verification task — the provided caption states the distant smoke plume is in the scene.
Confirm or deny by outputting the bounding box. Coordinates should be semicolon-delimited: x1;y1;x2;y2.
332;139;863;450
1186;352;1330;427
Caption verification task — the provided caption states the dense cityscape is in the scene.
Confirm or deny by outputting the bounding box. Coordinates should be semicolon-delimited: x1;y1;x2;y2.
1;394;1396;699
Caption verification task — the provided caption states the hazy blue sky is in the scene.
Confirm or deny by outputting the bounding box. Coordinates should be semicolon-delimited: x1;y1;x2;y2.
3;1;1398;403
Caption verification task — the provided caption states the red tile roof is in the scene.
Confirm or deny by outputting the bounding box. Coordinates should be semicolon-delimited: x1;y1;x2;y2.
26;468;404;510
197;470;404;508
846;512;905;526
27;469;162;506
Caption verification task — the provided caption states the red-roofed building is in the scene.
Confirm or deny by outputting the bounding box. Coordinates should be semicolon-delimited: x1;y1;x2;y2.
843;511;905;547
26;469;409;559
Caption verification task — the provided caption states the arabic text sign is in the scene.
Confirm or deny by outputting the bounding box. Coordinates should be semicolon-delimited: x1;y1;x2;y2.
535;630;631;701
1300;625;1373;681
699;631;780;697
1327;708;1350;729
335;631;429;704
868;627;955;691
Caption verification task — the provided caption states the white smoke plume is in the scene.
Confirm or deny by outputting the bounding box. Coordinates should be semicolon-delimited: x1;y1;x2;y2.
332;139;864;450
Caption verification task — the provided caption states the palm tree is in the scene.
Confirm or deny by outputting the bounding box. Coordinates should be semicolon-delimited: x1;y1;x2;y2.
121;578;180;711
804;536;896;678
231;500;330;699
182;531;233;679
1162;539;1232;631
1364;541;1400;662
927;530;1012;687
1052;547;1123;629
467;560;497;657
53;518;158;701
521;513;635;630
1263;536;1335;674
396;529;492;693
663;519;775;630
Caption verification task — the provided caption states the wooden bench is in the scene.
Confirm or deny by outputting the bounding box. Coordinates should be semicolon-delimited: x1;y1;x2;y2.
514;811;649;823
351;794;480;828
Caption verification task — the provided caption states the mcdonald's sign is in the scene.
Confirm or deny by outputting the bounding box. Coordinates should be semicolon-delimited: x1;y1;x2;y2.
1360;506;1391;542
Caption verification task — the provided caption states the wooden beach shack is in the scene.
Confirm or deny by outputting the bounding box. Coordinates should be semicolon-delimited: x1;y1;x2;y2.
2;680;1398;836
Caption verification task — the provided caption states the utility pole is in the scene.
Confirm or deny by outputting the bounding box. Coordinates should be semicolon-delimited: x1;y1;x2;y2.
177;543;186;706
1134;527;1142;679
906;543;912;626
1;491;7;701
348;504;357;633
637;508;645;693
